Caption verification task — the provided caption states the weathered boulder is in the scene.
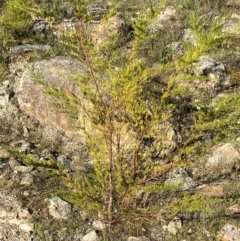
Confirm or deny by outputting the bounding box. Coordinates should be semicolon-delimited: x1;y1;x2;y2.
15;56;84;141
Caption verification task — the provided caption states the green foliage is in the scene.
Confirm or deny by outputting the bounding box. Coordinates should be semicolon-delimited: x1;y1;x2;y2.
181;12;227;65
167;193;218;217
0;0;32;44
56;8;179;228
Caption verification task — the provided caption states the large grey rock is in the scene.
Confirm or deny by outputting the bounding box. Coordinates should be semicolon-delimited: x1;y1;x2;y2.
15;56;85;141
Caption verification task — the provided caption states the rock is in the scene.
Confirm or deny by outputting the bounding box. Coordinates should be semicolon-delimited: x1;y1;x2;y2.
86;3;107;20
19;222;34;233
0;148;11;160
59;2;75;19
20;173;34;186
148;6;176;33
9;44;51;56
48;197;72;219
206;143;240;170
167;217;182;235
57;155;71;169
218;224;240;241
226;0;240;7
31;18;52;37
169;41;183;56
165;168;195;190
12;140;31;154
81;230;98;241
196;183;225;197
0;192;34;240
8;157;21;170
92;220;106;231
225;204;240;215
222;14;240;35
91;15;126;46
53;19;80;38
15;56;85;141
127;237;150;241
17;208;31;219
14;166;33;173
193;55;227;82
0;81;11;107
182;28;198;46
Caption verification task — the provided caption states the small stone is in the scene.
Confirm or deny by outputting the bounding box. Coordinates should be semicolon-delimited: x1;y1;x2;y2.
18;208;30;219
182;28;198;46
0;207;7;218
19;222;34;232
23;191;30;197
20;173;34;186
48;197;72;219
92;220;106;231
14;166;33;173
127;237;150;241
57;155;71;168
196;184;225;197
165;168;195;190
8;157;21;170
167;218;182;235
226;204;240;215
81;230;98;241
0;148;11;159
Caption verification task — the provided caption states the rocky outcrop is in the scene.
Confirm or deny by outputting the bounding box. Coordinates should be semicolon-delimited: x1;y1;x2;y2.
15;56;85;142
